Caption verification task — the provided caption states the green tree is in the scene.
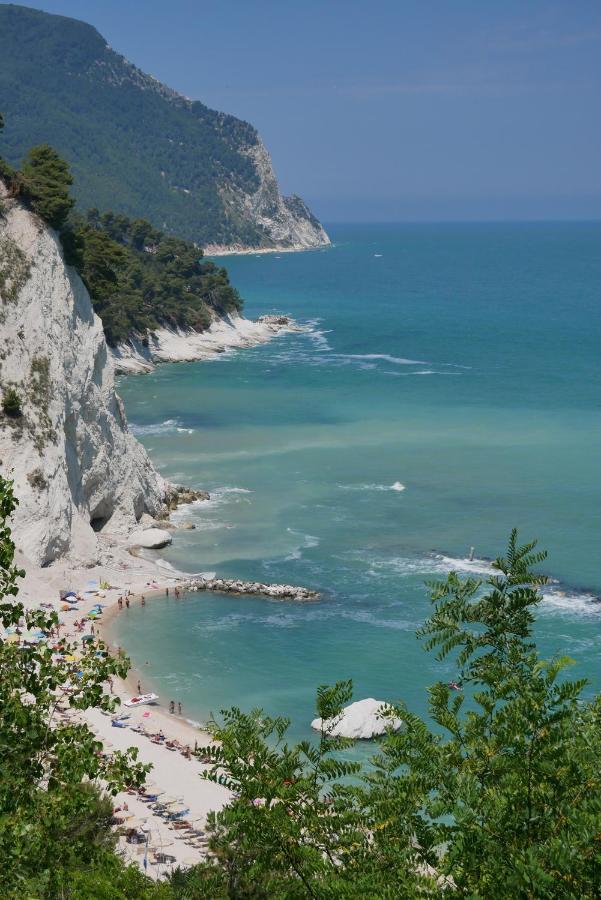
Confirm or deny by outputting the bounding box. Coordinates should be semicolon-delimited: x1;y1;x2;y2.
19;143;75;229
2;386;21;417
191;532;601;898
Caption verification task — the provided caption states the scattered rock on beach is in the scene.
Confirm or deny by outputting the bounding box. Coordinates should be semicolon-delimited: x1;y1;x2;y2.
311;698;402;740
163;484;210;512
128;528;173;549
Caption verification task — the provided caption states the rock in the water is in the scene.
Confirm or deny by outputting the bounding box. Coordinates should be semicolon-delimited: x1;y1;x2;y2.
128;528;172;549
311;698;402;740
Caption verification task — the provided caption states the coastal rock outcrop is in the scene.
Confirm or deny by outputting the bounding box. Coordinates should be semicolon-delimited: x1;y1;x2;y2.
311;698;403;739
203;140;331;253
0;188;167;566
128;528;172;549
110;314;305;375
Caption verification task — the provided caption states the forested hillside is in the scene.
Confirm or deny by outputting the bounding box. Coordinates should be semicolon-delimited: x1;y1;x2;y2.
1;129;243;347
64;211;242;345
0;4;329;250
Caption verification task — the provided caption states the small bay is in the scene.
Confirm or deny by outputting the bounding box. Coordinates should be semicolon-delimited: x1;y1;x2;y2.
114;222;601;744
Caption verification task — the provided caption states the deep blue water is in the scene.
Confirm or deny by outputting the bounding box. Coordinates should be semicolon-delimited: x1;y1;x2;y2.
114;223;601;746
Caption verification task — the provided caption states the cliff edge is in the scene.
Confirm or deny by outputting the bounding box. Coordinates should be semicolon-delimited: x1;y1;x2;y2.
0;187;166;567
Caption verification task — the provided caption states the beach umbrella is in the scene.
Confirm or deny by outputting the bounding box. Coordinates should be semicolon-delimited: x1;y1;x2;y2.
156;796;182;808
4;633;20;644
167;802;190;814
82;634;95;643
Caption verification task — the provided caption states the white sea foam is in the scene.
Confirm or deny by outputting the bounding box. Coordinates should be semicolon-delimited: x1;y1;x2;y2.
129;418;184;436
362;551;600;618
408;370;462;376
284;528;320;560
333;353;427;366
540;588;601;616
339;482;405;493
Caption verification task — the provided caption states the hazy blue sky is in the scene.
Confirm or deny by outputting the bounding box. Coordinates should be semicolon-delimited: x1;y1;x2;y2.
26;1;601;221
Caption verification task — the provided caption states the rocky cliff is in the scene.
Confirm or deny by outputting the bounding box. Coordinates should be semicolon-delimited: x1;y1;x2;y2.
0;4;331;252
0;187;166;567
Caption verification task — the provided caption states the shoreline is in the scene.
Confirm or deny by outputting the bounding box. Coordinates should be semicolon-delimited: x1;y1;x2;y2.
101;583;214;743
18;550;232;875
110;312;307;375
203;241;331;257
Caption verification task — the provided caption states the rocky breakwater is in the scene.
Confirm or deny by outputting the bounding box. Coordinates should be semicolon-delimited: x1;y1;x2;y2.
188;577;319;602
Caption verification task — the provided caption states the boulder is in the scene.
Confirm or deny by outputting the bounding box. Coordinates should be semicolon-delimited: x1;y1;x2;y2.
128;528;172;549
311;698;402;740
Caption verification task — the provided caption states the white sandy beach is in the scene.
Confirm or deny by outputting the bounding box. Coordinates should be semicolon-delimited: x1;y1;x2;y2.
16;540;231;877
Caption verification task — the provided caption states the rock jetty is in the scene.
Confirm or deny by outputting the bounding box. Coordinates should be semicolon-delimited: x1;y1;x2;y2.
187;577;319;602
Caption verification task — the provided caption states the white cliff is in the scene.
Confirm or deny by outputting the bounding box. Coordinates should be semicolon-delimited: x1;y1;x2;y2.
0;190;166;567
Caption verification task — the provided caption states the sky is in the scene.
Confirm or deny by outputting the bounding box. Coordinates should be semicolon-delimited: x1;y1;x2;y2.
22;0;601;221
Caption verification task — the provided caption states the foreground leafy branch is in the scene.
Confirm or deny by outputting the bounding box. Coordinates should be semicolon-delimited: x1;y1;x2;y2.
193;531;601;898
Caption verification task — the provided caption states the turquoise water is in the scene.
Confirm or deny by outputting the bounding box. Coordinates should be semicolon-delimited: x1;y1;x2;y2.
114;223;601;744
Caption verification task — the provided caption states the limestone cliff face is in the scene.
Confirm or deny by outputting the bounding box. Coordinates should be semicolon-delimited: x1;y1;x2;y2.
205;139;331;253
0;191;166;567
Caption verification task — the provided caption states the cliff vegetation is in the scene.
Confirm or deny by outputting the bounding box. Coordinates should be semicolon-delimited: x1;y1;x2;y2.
1;120;243;347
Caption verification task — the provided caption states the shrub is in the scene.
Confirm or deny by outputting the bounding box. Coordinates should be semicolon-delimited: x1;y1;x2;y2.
2;387;21;417
26;467;46;490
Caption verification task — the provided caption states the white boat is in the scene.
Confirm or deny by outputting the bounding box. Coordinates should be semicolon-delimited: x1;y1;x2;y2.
124;693;159;708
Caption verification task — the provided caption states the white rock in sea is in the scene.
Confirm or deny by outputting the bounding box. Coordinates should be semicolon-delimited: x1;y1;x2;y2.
128;528;172;549
311;698;402;740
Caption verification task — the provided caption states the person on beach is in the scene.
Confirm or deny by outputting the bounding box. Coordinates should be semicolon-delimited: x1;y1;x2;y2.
125;597;130;609
165;587;169;597
169;700;175;714
108;676;113;694
137;680;141;694
117;597;123;610
178;701;182;715
141;596;146;606
90;623;95;635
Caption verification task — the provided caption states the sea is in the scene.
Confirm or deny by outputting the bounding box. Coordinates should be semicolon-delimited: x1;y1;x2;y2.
113;222;601;753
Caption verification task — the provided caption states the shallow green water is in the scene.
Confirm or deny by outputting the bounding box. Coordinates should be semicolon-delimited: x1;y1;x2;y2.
114;223;601;744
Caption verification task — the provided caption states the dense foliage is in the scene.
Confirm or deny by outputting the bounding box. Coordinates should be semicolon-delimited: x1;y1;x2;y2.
0;476;164;897
193;532;601;897
0;4;270;246
63;210;243;345
0;120;243;346
19;143;75;230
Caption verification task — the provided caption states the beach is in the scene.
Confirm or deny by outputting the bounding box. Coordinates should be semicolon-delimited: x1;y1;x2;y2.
16;540;231;877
